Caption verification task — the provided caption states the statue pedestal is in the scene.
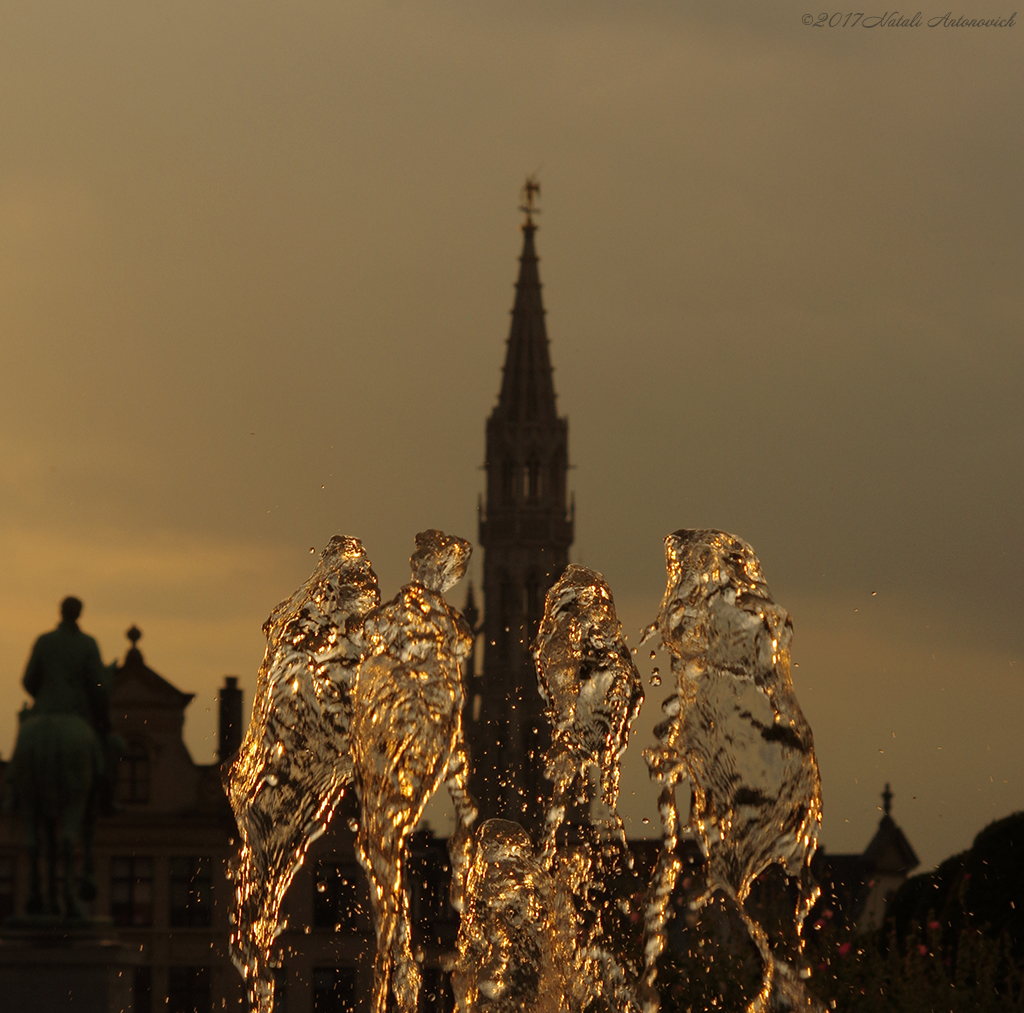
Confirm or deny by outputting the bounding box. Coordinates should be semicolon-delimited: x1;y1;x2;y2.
0;920;141;1013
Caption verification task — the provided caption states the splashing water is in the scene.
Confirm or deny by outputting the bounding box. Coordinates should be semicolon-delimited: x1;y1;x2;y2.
641;530;822;1013
352;530;477;1013
453;819;580;1013
534;565;644;857
532;564;645;1011
226;536;380;1013
228;530;823;1013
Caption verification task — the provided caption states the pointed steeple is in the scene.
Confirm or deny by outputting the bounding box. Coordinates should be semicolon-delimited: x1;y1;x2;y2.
496;222;558;425
863;783;919;875
466;180;574;828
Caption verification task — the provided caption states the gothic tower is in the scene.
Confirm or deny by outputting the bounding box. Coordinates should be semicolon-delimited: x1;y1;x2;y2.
465;182;574;826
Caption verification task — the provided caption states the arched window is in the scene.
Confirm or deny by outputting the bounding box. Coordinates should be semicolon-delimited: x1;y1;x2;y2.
550;453;566;506
499;573;515;648
527;458;542;500
501;459;515;505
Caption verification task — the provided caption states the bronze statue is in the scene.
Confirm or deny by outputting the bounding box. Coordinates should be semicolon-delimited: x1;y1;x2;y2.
10;597;112;919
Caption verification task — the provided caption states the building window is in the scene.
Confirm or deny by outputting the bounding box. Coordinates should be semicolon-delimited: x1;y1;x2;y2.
314;862;369;931
0;857;14;921
170;857;212;927
133;965;153;1013
549;454;565;504
407;840;454;934
167;966;211;1013
527;458;541;499
313;967;356;1013
111;856;153;926
501;459;515;504
272;966;287;1013
118;741;150;804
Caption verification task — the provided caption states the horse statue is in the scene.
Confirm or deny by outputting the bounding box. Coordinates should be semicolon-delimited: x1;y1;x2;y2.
9;597;112;920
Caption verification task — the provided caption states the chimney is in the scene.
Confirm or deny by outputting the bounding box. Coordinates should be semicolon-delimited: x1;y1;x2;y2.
218;676;243;762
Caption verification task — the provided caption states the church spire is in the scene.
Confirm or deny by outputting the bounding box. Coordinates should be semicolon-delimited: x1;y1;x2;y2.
496;180;558;425
465;180;574;828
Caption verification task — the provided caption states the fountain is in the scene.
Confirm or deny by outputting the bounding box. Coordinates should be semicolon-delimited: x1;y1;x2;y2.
226;528;822;1013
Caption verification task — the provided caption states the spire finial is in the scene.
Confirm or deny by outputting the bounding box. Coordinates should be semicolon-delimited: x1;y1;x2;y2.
127;625;141;647
519;176;541;228
882;783;893;816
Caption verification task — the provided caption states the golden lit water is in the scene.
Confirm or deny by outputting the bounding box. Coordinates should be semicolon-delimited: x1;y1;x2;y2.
641;530;823;1013
227;529;822;1013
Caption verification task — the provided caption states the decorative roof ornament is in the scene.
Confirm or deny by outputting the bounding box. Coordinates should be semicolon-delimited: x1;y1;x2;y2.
519;175;541;228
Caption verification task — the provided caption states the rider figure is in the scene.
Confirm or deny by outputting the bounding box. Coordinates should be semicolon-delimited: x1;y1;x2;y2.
23;597;108;731
14;597;113;917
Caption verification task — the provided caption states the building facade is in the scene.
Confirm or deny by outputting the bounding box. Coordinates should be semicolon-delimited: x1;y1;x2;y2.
0;629;244;1011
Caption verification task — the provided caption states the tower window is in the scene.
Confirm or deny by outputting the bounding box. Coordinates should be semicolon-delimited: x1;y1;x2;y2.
499;574;515;649
550;454;566;504
501;459;515;504
527;459;542;500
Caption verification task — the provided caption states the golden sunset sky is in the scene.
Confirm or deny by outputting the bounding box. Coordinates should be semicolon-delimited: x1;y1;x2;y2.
1;1;1020;870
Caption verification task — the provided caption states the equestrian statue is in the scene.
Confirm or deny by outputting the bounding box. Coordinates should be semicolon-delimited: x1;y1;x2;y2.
9;597;116;920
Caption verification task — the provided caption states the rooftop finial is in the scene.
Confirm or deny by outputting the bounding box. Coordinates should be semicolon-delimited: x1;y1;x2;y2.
127;625;142;647
519;176;541;228
882;782;893;816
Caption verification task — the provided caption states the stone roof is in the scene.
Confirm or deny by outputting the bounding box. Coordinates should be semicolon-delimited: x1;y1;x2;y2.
111;627;194;710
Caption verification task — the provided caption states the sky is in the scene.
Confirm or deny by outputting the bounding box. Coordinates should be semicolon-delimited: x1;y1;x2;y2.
0;0;1020;872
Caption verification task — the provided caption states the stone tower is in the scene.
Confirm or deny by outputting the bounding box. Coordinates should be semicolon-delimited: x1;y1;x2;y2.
465;183;574;826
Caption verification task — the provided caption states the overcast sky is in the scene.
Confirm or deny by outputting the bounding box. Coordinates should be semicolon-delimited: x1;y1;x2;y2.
1;1;1020;871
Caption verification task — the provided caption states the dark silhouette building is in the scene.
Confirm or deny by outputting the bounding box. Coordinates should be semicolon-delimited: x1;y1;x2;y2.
0;628;245;1012
811;785;920;934
464;189;574;826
